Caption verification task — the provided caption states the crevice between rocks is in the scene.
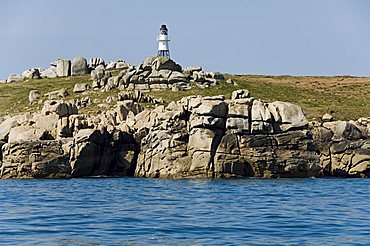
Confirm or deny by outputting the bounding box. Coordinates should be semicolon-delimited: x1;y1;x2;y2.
209;106;229;179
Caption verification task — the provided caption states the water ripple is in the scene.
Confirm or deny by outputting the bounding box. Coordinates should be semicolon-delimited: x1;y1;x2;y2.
0;178;369;245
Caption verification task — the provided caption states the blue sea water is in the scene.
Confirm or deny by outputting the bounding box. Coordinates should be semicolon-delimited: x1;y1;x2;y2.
0;178;369;246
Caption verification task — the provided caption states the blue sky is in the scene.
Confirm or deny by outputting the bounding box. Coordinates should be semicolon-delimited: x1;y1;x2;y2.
0;0;369;79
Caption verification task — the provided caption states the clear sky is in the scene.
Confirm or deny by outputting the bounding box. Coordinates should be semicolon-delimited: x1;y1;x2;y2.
0;0;369;79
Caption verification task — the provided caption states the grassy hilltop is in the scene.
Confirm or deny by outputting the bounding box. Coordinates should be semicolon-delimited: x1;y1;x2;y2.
0;72;369;120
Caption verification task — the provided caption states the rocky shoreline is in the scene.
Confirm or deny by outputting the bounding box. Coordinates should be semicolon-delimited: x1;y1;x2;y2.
1;90;369;179
0;57;369;179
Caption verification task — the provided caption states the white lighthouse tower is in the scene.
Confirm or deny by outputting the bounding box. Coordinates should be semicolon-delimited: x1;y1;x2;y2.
157;24;170;58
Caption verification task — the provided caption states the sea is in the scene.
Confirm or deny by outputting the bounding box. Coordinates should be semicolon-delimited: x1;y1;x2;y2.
0;177;369;245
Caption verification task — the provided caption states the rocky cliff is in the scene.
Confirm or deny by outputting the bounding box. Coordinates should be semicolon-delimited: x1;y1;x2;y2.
1;89;369;179
133;91;319;178
0;56;369;179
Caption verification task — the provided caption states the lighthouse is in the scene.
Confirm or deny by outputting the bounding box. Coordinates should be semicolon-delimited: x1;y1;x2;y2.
157;24;170;58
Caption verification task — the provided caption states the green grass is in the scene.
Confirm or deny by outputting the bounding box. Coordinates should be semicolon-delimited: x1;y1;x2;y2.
226;75;370;120
0;76;88;116
0;73;369;121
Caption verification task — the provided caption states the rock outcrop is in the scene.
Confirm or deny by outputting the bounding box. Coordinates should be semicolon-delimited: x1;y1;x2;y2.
0;90;369;179
1;51;367;180
40;67;57;78
0;115;28;142
22;68;41;79
6;74;23;83
29;90;40;104
73;83;90;93
71;56;89;76
89;57;105;69
0;128;139;179
1;140;70;179
51;59;71;77
134;94;321;178
41;100;78;117
0;98;142;179
311;120;370;177
88;56;225;92
44;88;69;99
2;56;225;96
65;128;138;177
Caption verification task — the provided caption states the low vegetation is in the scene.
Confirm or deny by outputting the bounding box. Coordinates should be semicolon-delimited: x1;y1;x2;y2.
0;73;369;120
